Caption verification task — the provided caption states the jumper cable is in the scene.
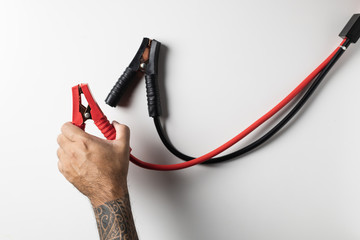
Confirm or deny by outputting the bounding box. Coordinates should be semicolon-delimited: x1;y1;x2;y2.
71;36;347;171
72;14;360;170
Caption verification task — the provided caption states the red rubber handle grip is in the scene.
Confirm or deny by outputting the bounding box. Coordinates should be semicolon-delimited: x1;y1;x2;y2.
93;116;116;140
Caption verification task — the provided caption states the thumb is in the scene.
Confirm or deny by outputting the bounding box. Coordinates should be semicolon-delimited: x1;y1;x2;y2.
112;121;130;143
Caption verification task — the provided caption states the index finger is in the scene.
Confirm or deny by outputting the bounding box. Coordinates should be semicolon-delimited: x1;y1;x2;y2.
61;122;90;142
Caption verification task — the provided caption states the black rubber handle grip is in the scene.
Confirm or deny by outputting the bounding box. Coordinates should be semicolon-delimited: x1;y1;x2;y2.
145;74;162;117
105;67;137;107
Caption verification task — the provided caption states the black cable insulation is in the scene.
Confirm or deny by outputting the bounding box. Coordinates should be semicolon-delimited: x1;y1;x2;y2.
153;39;351;164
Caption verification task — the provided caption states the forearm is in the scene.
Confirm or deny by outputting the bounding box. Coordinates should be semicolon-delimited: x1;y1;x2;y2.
93;193;139;240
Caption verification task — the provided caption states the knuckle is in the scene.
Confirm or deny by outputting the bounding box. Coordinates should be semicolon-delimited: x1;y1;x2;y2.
59;159;73;178
77;138;89;151
61;145;77;159
61;122;77;140
83;151;93;162
56;134;62;145
60;123;69;134
57;148;62;159
57;161;63;173
69;149;78;159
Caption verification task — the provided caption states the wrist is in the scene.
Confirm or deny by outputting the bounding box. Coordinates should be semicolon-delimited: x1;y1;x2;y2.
89;183;128;207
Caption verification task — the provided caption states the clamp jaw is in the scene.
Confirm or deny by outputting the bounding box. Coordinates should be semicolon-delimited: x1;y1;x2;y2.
105;37;162;117
72;83;116;140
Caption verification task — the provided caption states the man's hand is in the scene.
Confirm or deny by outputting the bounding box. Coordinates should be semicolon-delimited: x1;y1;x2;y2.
57;121;130;207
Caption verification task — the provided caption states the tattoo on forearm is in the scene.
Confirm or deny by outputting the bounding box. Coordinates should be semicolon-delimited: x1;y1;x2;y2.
94;194;138;240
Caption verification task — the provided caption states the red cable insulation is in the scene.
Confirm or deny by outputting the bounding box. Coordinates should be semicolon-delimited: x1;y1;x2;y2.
129;39;347;171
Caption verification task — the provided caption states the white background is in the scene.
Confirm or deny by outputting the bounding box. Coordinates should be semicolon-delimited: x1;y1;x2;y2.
0;0;360;239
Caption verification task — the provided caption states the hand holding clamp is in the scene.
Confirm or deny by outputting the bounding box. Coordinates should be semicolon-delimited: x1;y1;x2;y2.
72;83;116;140
105;38;162;117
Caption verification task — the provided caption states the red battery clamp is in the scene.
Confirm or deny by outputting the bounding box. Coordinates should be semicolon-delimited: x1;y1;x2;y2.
72;84;116;140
